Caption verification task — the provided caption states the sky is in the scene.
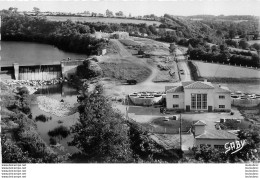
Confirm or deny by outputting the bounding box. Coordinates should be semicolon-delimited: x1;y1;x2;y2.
0;0;260;16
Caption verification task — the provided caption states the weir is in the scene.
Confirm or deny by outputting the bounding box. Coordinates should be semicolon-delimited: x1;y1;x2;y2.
0;59;85;80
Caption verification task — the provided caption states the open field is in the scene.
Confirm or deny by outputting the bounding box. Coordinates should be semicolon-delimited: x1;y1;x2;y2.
239;105;260;125
46;16;161;25
119;39;141;47
99;62;151;83
194;61;260;79
216;82;260;95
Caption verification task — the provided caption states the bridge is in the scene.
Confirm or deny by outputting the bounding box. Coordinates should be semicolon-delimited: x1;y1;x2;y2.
0;59;85;80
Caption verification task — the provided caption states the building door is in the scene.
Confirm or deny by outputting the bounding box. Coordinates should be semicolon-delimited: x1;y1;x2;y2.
186;105;190;112
208;106;213;112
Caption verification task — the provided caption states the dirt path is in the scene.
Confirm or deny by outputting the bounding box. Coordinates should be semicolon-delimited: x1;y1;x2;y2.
110;39;132;57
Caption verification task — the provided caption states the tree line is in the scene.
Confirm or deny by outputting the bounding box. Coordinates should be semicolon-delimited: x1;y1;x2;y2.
1;9;106;55
187;39;260;68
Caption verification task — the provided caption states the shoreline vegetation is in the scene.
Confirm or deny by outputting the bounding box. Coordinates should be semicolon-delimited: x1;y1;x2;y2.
37;96;77;117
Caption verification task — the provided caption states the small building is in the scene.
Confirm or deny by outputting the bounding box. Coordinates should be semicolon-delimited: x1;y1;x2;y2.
111;32;129;39
166;80;231;112
193;120;238;150
97;48;107;56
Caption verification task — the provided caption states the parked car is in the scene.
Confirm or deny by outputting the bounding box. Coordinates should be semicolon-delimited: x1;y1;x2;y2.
163;117;169;121
126;79;137;85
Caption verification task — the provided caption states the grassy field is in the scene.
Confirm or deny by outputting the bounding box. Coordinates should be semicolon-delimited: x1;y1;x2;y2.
141;117;192;134
46;16;161;25
238;105;260;125
99;61;152;83
194;61;260;79
119;39;141;47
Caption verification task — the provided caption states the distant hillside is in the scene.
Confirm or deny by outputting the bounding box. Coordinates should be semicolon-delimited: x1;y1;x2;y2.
46;16;161;26
159;14;259;43
160;14;214;38
187;15;259;21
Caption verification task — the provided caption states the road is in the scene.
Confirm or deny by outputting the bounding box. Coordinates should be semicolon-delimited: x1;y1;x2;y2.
110;39;132;57
175;49;192;82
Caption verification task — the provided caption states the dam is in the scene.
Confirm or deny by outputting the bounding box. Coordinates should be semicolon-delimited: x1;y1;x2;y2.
0;59;85;80
1;41;89;80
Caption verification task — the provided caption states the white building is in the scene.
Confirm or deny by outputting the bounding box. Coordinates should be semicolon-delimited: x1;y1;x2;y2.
166;80;231;112
193;120;238;150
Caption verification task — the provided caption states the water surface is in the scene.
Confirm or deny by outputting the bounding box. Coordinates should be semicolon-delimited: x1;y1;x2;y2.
31;83;79;154
0;41;87;66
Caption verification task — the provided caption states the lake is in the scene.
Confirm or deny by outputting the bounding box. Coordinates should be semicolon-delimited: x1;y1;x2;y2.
0;41;87;66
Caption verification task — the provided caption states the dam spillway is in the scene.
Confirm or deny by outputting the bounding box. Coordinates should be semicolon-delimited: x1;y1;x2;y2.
18;65;62;80
0;59;85;80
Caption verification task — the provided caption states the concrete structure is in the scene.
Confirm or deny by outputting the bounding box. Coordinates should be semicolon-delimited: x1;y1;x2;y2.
193;120;238;150
111;32;129;39
18;65;61;80
1;59;85;80
13;63;19;80
166;80;231;112
97;48;107;56
60;59;84;79
128;92;164;106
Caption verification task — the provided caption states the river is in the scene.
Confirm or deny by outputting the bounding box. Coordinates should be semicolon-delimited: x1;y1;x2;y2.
1;40;87;154
31;83;79;155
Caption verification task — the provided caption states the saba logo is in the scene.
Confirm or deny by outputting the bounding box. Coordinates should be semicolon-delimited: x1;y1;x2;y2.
225;140;246;154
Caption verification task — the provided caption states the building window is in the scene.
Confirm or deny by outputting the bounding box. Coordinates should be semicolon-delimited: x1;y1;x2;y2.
202;94;207;109
172;95;179;98
219;95;225;99
214;145;225;150
173;104;179;108
219;105;225;108
191;93;207;110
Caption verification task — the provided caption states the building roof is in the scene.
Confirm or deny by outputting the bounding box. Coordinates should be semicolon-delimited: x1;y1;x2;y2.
193;120;207;126
214;85;231;93
166;86;184;93
195;129;238;140
184;81;215;89
165;86;175;92
182;81;194;87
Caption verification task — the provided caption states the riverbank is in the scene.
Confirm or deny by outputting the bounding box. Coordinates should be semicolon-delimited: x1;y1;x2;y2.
37;96;77;117
1;79;67;94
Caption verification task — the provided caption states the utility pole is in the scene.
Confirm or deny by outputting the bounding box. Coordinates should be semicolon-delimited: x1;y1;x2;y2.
180;113;182;149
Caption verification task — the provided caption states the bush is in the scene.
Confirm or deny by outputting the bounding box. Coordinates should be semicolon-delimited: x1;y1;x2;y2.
48;125;70;139
187;61;199;81
49;138;57;145
35;114;52;122
76;59;102;79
